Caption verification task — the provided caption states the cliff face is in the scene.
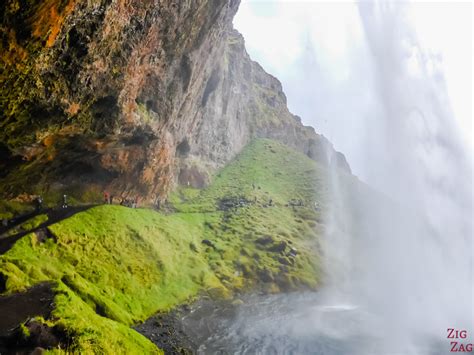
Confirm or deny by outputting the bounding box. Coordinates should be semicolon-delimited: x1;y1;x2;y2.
0;0;349;202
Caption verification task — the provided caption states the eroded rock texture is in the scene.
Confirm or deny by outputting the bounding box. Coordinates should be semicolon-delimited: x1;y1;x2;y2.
0;0;349;202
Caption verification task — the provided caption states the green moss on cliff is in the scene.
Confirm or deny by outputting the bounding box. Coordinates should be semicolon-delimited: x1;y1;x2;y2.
0;139;329;353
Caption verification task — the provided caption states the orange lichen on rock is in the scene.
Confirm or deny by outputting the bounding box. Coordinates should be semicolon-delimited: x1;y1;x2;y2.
100;146;145;174
140;135;175;202
42;135;55;148
30;0;77;47
119;22;164;124
66;102;80;116
1;29;28;67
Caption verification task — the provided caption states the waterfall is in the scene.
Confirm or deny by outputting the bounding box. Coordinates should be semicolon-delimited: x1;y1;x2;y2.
321;2;473;353
195;2;473;353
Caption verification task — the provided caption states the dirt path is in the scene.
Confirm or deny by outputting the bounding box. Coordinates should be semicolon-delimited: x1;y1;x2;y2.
0;282;55;335
0;205;94;351
0;205;96;255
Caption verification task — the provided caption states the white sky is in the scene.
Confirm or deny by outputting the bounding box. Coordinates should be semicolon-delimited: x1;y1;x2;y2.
234;1;473;173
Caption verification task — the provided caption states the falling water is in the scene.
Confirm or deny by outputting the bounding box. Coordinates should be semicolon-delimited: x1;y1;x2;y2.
178;2;472;354
321;2;473;353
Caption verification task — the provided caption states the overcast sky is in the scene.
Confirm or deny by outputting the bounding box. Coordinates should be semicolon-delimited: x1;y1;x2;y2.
234;1;472;180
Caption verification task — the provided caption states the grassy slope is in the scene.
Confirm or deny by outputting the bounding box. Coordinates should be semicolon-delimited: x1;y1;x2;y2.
0;139;334;353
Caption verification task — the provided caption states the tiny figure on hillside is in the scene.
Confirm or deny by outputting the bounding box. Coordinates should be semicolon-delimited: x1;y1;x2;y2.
252;183;255;190
104;191;110;204
269;198;273;206
35;195;43;211
62;194;68;209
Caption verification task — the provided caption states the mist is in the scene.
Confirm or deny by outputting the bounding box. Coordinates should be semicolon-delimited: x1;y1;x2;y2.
232;1;473;353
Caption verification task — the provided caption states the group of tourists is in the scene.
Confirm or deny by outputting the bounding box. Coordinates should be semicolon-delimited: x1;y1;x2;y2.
33;194;68;211
103;192;139;208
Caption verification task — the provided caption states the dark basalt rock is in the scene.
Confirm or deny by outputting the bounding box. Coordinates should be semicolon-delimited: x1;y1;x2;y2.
0;273;6;294
201;239;215;249
218;196;251;211
0;319;69;354
268;241;288;253
35;228;57;243
255;235;275;245
257;268;274;283
0;283;56;336
134;312;195;355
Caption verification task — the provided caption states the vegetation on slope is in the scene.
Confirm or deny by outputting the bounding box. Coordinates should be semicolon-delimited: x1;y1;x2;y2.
0;139;333;353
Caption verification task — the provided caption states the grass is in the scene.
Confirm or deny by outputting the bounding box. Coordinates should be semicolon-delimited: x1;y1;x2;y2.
0;139;336;353
0;200;34;220
4;214;48;237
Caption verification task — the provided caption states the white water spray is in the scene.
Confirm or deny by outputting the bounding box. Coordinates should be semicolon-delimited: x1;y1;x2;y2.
194;3;473;354
321;2;473;353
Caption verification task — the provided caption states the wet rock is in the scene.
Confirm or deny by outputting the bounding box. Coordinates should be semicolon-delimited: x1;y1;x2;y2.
218;196;251;211
0;283;71;354
207;287;229;299
240;247;250;256
201;239;215;248
178;164;209;188
274;273;294;292
277;256;293;266
0;282;55;336
35;228;57;243
288;247;298;258
0;273;6;293
240;263;252;277
257;268;274;283
189;242;198;253
268;241;288;253
288;199;304;207
232;299;244;306
23;320;65;349
255;235;275;245
135;310;195;355
265;283;281;294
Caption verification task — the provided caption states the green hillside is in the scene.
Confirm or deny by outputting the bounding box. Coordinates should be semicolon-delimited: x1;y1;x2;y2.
0;139;333;353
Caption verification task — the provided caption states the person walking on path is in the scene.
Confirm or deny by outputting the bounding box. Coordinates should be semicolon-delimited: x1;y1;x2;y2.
35;195;43;212
104;191;110;204
62;194;68;209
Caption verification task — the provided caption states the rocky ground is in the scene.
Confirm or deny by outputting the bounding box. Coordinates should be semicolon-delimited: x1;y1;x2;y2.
0;282;66;354
134;306;197;355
